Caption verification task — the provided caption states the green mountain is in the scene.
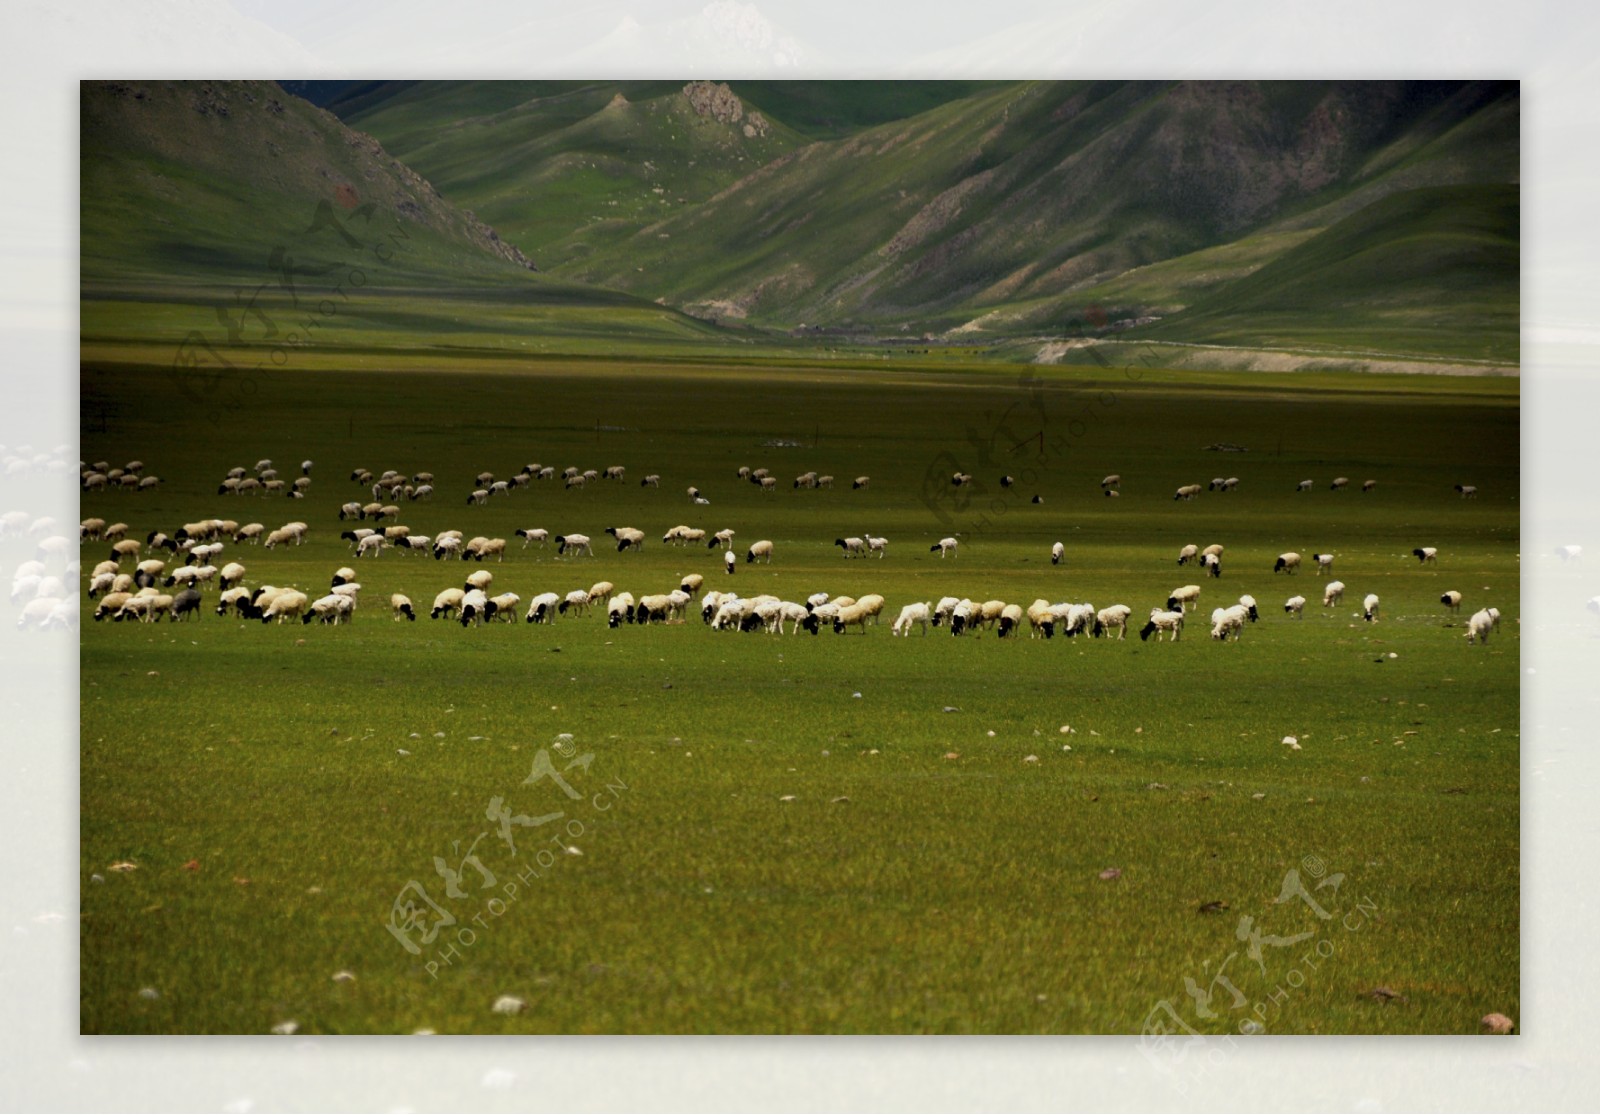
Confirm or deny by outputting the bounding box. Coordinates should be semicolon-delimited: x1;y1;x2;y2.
81;80;727;357
332;79;1518;363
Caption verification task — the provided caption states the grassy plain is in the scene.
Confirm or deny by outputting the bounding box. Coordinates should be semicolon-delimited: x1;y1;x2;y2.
78;355;1518;1034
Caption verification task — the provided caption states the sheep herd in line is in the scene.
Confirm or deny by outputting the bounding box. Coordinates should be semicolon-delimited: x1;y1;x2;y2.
67;456;1510;646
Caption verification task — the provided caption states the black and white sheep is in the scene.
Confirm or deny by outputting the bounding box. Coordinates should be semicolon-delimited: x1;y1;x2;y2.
1139;609;1185;642
1322;581;1345;608
1441;590;1463;614
931;537;959;558
1273;552;1301;574
1413;547;1438;564
1052;542;1065;566
555;534;593;558
746;540;774;564
1362;593;1381;622
1284;595;1306;618
1167;585;1202;612
892;602;932;636
1093;604;1132;640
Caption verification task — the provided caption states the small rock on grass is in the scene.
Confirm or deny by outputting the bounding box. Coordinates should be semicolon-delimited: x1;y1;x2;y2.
491;995;526;1015
270;1020;299;1035
1098;868;1122;880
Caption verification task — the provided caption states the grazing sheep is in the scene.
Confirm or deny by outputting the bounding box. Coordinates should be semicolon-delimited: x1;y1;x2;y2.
558;590;590;617
1331;477;1349;491
80;517;106;541
1488;607;1502;632
865;535;888;558
1297;479;1313;492
168;586;204;622
214;587;253;617
87;571;117;598
390;593;416;621
1441;590;1464;614
1139;610;1185;642
1322;581;1345;608
1209;604;1250;641
1201;553;1222;578
709;528;735;550
1455;484;1478;499
1022;599;1054;639
990;603;1024;638
746;540;774;564
1273;552;1302;574
758;476;778;492
947;599;976;636
852;476;870;490
430;588;465;620
892;602;932;637
458;588;494;626
219;562;247;589
521;592;560;624
585;581;615;608
606;593;637;627
432;536;463;561
832;601;877;634
304;593;356;625
1310;553;1334;575
1167;585;1202;613
640;474;660;488
235;523;264;545
1466;608;1495;644
1052;542;1065;566
1236;595;1259;622
555;534;593;558
931;537;959;559
1201;544;1224;560
836;536;866;558
110;539;143;562
1101;474;1121;490
1174;484;1202;501
467;537;507;562
1284;595;1306;618
356;534;386;558
931;596;963;628
516;528;549;549
1177;544;1198;566
1362;593;1381;622
607;526;646;552
1362;480;1377;492
1413;547;1438;564
1092;604;1133;640
678;574;703;597
464;569;495;594
91;593;131;623
260;590;309;624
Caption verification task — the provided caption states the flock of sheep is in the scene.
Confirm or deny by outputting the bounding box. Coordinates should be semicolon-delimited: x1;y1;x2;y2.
62;453;1518;652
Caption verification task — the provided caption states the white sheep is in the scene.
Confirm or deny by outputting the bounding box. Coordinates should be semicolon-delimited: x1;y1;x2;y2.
1362;479;1377;492
1051;542;1065;566
430;588;465;620
235;523;264;544
866;536;888;558
892;602;932;636
1312;553;1334;575
1441;590;1463;614
1362;594;1381;622
1297;479;1313;492
607;526;646;552
559;589;590;617
711;528;735;550
260;589;309;624
1093;604;1133;640
525;592;561;624
1173;484;1202;501
555;534;593;558
931;537;959;558
835;536;866;558
746;540;773;564
1331;477;1349;491
356;534;386;558
1413;547;1438;564
724;550;736;575
607;593;637;627
1466;608;1495;644
1284;595;1306;618
1455;484;1478;499
1140;610;1185;642
767;600;811;635
1167;585;1202;613
1101;474;1121;490
947;598;976;636
1209;604;1250;641
1322;581;1345;608
305;593;355;625
516;528;549;548
459;588;492;626
832;601;875;634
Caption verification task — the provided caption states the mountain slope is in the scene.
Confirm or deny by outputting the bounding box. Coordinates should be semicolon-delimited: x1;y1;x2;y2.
331;79;1517;362
80;80;728;356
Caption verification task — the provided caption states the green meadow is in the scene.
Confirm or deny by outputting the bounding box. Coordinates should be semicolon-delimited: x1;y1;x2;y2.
77;354;1518;1034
